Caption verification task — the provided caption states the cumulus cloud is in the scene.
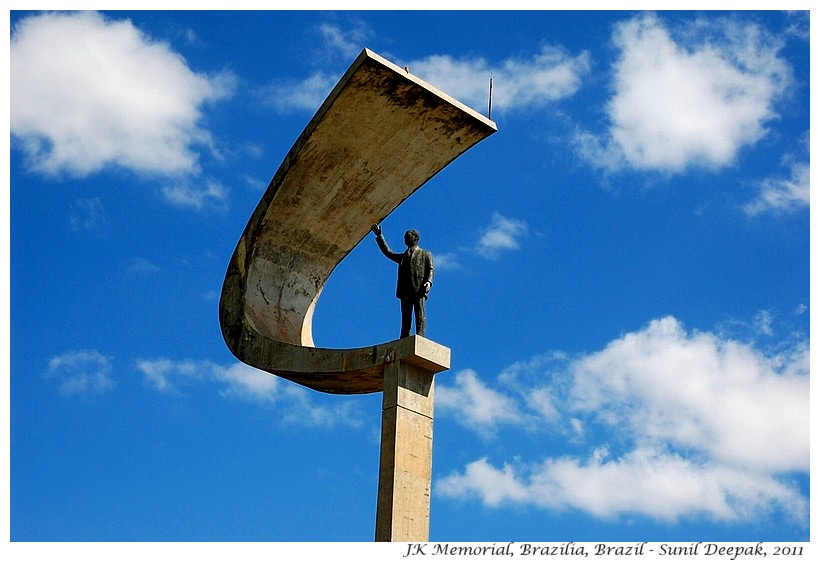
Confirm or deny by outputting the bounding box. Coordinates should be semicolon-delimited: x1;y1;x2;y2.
576;14;792;173
266;35;589;115
10;11;233;179
135;358;362;427
438;448;807;524
47;350;115;397
437;457;529;506
437;370;525;436
407;46;590;114
744;159;810;216
477;212;528;259
435;316;809;526
569;317;808;473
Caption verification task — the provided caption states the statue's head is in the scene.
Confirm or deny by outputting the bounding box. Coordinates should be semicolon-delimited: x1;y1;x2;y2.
404;229;420;247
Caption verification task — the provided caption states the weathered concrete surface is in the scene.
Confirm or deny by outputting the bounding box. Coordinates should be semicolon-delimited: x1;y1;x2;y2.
219;48;495;394
375;352;443;542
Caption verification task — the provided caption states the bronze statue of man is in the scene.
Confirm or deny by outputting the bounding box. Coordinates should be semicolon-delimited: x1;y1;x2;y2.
372;224;434;338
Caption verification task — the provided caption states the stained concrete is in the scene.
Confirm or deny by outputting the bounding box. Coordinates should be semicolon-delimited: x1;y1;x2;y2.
376;356;439;541
219;48;495;394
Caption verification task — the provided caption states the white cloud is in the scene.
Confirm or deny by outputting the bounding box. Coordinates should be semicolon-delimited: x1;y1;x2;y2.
784;11;810;41
437;369;524;436
136;357;178;392
436;457;529;506
744;160;809;216
47;350;115;397
10;11;233;178
136;357;275;399
260;21;373;112
435;316;809;526
569;316;808;473
576;14;791;173
279;384;362;428
161;179;229;210
477;212;528;259
318;22;373;61
215;362;280;402
261;71;338;113
408;46;590;115
752;309;775;336
267;39;588;116
439;448;807;524
432;252;461;271
406;46;590;115
135;358;362;427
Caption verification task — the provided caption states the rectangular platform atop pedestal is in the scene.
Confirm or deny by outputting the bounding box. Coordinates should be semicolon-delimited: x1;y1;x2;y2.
392;335;451;374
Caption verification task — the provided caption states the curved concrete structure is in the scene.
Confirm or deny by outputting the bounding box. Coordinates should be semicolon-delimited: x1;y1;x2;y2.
219;49;496;394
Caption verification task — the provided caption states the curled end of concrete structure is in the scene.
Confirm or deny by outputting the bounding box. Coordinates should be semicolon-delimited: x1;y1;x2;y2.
219;49;495;394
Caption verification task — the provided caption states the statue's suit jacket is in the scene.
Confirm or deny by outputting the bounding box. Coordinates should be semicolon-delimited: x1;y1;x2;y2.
375;234;434;300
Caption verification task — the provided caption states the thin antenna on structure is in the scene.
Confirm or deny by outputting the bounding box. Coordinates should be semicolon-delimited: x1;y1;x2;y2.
488;74;494;119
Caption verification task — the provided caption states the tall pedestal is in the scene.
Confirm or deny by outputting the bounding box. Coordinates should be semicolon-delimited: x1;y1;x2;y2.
375;337;450;542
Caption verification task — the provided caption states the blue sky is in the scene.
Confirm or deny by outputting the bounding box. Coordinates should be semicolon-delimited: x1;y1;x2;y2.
7;4;812;549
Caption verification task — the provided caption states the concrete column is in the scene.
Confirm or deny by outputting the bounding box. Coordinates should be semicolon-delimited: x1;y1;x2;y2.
375;337;449;542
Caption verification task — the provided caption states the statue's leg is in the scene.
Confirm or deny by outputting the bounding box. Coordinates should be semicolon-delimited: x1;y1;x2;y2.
400;299;413;338
415;298;426;337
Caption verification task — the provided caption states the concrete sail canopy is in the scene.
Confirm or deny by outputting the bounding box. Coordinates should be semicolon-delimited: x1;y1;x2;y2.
219;49;497;394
